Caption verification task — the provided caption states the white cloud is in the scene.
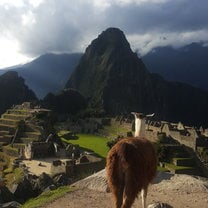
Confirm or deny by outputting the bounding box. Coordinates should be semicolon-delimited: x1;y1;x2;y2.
128;29;208;56
92;0;111;9
29;0;44;8
0;0;44;8
21;10;36;27
0;37;31;68
0;0;24;7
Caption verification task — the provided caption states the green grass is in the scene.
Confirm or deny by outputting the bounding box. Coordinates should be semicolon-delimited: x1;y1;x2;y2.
7;109;30;114
59;132;110;158
3;113;29;118
173;157;192;160
21;186;74;208
164;162;193;171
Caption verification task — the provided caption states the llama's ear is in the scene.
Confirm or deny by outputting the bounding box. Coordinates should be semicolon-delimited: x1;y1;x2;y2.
146;113;155;117
131;112;137;119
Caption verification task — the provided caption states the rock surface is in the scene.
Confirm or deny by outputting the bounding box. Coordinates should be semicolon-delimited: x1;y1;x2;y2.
42;169;208;208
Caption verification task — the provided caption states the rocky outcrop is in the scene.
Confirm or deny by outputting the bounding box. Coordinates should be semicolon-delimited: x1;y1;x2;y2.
13;177;36;202
0;201;21;208
10;172;70;204
0;186;17;204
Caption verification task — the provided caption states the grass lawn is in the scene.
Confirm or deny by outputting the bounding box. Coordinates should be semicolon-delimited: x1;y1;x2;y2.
59;132;111;159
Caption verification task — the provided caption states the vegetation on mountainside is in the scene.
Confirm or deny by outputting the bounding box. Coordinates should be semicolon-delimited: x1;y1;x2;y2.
42;88;87;115
0;152;23;187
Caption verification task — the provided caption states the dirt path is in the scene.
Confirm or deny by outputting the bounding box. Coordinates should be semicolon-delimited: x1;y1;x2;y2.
40;170;208;208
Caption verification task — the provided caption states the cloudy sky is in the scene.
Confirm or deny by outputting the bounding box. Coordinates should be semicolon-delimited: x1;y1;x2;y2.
0;0;208;68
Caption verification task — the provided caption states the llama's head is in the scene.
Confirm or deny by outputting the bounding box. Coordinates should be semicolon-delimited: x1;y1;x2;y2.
131;112;154;137
131;112;154;120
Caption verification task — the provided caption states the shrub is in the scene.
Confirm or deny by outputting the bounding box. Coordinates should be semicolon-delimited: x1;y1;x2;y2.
106;136;124;149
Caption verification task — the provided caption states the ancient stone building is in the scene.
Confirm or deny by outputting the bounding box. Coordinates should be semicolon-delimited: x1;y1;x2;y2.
24;142;55;159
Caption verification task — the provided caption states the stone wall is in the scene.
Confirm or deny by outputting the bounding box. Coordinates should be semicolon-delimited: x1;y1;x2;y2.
184;146;208;178
172;158;194;167
162;128;197;151
65;160;104;177
179;135;197;150
24;142;55;159
146;130;158;142
75;160;104;175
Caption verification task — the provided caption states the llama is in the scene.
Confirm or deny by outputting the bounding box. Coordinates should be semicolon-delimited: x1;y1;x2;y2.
106;112;157;208
133;112;154;137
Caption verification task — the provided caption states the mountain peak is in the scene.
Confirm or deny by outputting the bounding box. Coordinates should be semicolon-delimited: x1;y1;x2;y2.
97;27;126;42
86;28;131;57
66;28;150;114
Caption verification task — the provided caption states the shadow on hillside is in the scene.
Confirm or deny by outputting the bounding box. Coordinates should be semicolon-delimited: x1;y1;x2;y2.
61;132;79;140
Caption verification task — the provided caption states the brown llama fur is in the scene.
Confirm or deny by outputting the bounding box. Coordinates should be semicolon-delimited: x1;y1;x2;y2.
106;136;157;208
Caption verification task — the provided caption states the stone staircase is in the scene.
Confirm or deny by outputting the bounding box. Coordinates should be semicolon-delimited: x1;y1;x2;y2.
19;131;41;144
0;103;41;146
0;116;17;145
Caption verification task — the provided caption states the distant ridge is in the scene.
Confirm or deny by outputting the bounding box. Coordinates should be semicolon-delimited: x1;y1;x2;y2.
143;42;208;90
0;53;82;98
1;42;208;99
0;71;37;114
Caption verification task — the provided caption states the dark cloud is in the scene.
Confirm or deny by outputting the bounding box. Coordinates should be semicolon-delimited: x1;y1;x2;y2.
1;0;208;58
105;0;208;34
16;1;96;55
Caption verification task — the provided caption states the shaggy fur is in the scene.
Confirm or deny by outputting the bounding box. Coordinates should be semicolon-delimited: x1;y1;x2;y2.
106;137;157;208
